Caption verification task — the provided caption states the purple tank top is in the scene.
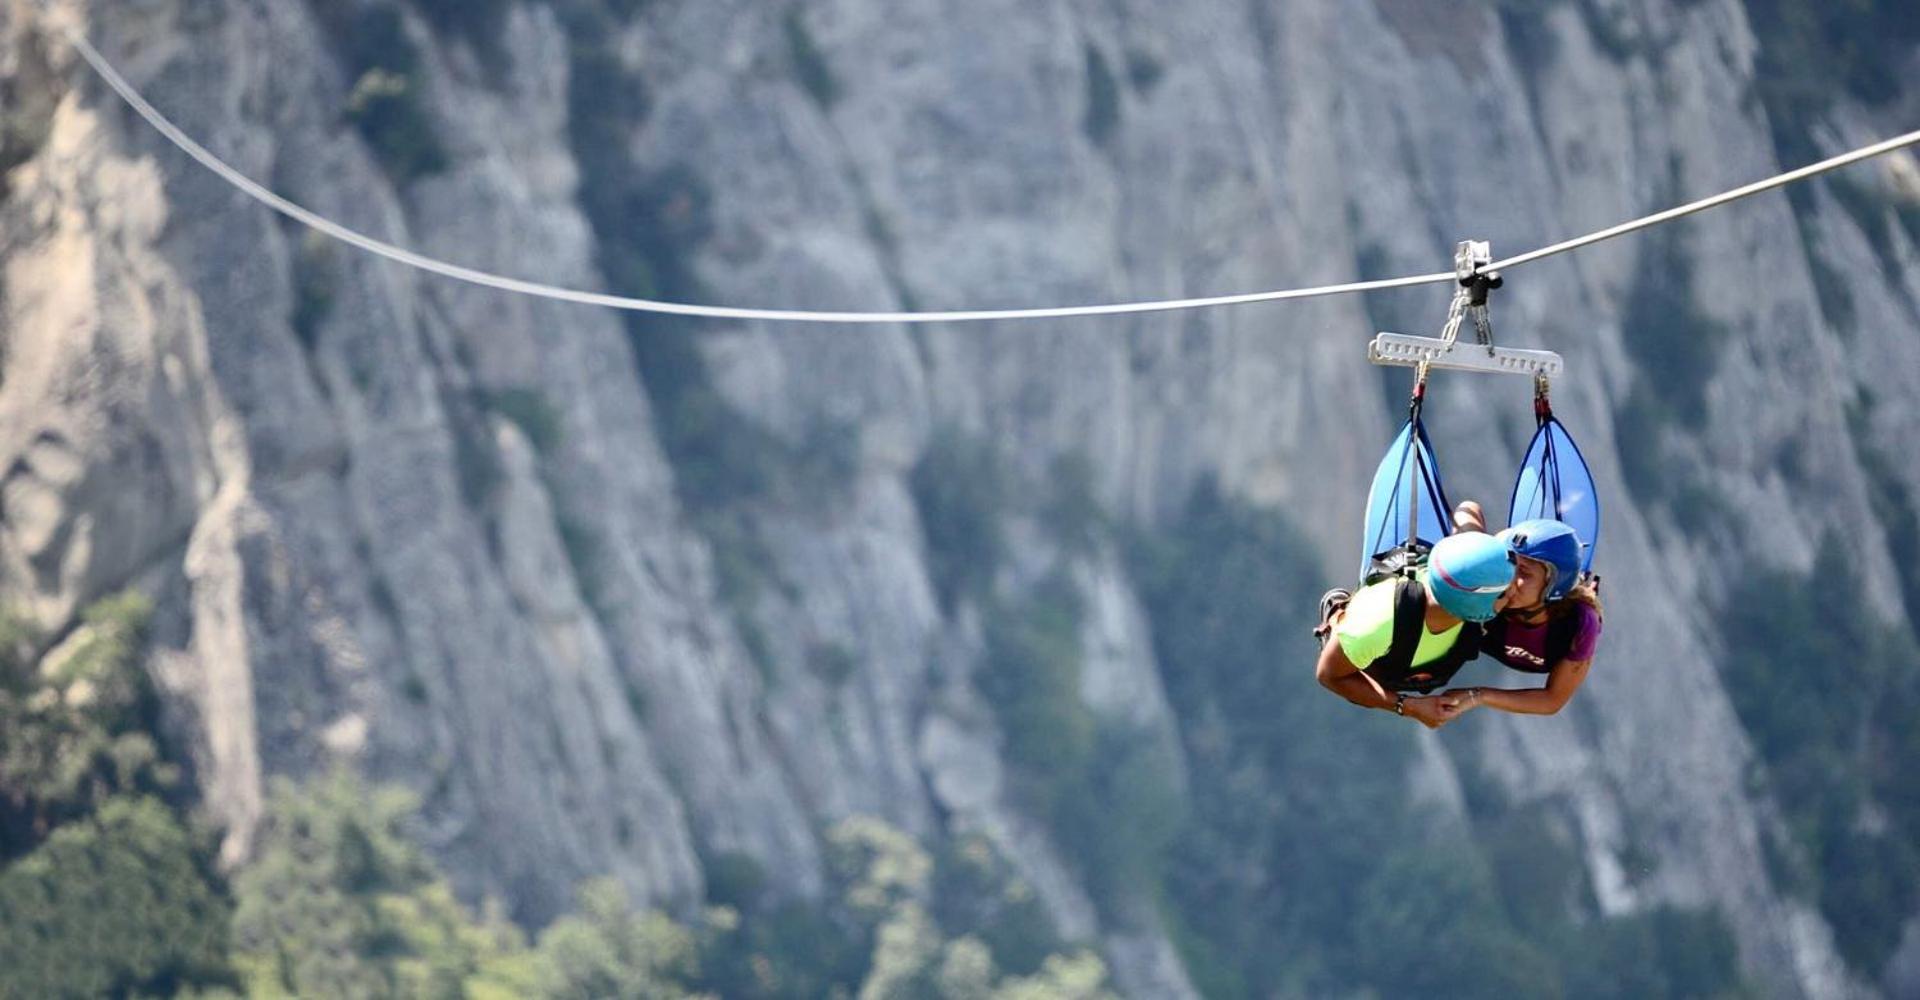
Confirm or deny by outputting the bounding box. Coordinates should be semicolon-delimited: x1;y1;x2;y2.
1482;602;1601;672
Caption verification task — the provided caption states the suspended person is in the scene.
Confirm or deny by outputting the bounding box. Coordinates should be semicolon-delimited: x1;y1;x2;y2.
1313;531;1518;728
1435;511;1603;718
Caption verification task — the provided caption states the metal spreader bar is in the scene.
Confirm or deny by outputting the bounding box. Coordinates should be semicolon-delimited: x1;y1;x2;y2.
1368;239;1563;379
1367;332;1564;378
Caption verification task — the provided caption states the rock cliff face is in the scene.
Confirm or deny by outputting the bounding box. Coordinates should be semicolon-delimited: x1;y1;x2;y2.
2;0;1917;995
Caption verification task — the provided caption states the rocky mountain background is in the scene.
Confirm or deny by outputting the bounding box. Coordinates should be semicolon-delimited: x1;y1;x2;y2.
1;0;1917;996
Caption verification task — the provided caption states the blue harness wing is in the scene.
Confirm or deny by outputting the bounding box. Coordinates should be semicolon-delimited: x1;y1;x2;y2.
1508;415;1600;573
1358;417;1453;583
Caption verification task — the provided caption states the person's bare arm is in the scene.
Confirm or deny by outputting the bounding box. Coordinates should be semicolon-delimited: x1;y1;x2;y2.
1315;638;1450;727
1316;636;1392;708
1442;657;1591;717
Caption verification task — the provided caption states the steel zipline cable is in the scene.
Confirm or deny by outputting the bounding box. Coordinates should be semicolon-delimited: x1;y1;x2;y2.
57;23;1920;325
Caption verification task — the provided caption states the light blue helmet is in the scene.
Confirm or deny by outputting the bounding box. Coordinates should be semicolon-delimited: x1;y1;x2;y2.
1499;519;1582;601
1427;531;1517;623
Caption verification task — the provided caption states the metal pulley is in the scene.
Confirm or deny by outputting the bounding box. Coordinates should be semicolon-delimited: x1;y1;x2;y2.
1368;240;1564;380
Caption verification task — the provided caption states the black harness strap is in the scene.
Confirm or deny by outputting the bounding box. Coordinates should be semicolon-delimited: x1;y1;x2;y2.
1377;578;1428;683
1370;576;1482;694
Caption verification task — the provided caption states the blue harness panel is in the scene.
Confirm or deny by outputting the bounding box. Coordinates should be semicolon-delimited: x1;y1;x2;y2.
1359;418;1453;583
1508;415;1600;573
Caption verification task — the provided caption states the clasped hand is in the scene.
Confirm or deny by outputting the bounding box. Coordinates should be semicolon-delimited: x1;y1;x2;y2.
1400;689;1482;729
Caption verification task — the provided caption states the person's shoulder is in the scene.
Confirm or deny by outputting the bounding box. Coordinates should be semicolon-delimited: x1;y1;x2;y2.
1355;575;1403;599
1561;598;1603;661
1347;577;1402;617
1571;599;1602;634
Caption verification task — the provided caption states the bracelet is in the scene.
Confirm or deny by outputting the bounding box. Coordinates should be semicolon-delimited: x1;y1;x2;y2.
1394;692;1407;715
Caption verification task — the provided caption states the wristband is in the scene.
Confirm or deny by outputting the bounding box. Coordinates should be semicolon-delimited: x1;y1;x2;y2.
1394;692;1407;716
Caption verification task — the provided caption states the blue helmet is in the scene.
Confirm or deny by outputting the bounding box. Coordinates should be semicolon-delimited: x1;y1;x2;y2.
1499;519;1582;601
1427;532;1517;623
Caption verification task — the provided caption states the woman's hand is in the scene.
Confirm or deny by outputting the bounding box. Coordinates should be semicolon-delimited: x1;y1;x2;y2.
1401;695;1453;729
1438;687;1482;715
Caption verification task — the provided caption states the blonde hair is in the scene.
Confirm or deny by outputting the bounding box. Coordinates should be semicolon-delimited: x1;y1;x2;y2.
1558;574;1604;621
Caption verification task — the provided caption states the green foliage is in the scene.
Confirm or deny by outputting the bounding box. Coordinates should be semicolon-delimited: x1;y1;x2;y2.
702;850;769;910
989;951;1114;1000
312;4;449;183
1718;536;1920;976
0;609;34;676
558;7;860;674
822;818;1115;1000
1082;44;1121;146
0;41;59;199
1053;721;1184;912
447;393;504;508
0;595;235;997
290;230;338;353
0;796;235;998
1563;907;1748;1000
1480;808;1587;931
1618;226;1727;425
1848;391;1920;626
630;325;784;513
0;592;171;864
699;511;781;683
1611;225;1734;530
784;9;841;110
699;817;1100;1000
911;431;1009;612
530;879;709;999
829;816;934;921
977;579;1184;913
1747;0;1920;302
791;417;863;512
1041;451;1108;557
980;578;1091;782
345;67;449;183
230;771;536;998
929;834;1063;977
0;591;1114;1000
700;896;866;999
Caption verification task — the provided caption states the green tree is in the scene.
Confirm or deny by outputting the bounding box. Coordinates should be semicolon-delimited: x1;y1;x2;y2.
1;592;171;861
0;796;234;998
530;878;711;999
230;771;536;998
824;817;1116;1000
912;431;1009;612
1720;537;1920;976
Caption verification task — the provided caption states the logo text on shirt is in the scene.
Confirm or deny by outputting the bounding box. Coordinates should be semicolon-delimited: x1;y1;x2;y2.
1506;645;1547;666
